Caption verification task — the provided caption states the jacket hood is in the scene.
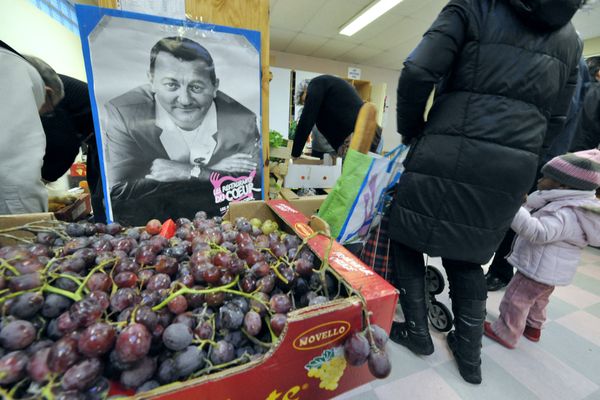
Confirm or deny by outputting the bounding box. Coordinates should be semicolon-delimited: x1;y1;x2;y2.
508;0;581;30
528;190;600;246
577;205;600;247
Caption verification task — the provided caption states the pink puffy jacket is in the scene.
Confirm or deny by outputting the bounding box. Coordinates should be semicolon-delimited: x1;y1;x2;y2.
508;189;600;286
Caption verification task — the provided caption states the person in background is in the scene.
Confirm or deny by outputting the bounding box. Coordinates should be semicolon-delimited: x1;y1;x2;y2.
570;56;600;152
388;0;583;385
24;56;107;223
484;149;600;348
485;55;592;292
0;41;47;214
292;76;363;158
310;126;336;159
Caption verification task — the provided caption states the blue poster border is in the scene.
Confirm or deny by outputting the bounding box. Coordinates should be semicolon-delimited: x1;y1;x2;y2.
75;4;263;223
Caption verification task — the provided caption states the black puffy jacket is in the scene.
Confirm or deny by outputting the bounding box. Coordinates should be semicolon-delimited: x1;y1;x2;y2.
390;0;582;264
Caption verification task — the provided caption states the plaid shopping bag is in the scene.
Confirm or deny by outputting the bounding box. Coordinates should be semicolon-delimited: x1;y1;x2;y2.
360;184;398;285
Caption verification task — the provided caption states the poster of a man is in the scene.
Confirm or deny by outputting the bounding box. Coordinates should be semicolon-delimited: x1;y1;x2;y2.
77;7;262;225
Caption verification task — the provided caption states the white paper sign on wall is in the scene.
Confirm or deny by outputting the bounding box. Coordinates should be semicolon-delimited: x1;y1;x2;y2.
118;0;186;19
347;66;361;80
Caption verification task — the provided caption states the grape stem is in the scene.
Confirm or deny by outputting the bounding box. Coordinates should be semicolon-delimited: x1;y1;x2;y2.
241;327;273;349
270;260;289;284
152;275;240;311
0;233;33;244
75;258;115;298
0;258;20;276
43;284;82;302
191;353;251;379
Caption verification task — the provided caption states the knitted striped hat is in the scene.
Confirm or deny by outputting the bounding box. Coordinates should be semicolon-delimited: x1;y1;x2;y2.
541;149;600;190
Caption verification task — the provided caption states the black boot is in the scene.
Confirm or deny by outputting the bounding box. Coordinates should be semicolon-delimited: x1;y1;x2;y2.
390;278;434;355
447;299;486;384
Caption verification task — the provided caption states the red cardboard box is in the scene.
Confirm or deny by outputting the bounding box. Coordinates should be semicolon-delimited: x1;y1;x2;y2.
135;200;398;400
0;202;398;400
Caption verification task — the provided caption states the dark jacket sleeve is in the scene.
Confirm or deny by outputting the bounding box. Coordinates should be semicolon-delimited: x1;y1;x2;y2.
396;1;469;144
292;81;326;157
541;42;582;159
570;83;600;151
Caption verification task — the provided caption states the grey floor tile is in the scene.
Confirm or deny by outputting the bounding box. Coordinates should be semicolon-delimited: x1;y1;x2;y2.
539;322;600;385
586;390;600;400
547;296;580;321
586;302;600;319
434;354;539;400
370;342;431;388
571;273;600;296
343;389;380;400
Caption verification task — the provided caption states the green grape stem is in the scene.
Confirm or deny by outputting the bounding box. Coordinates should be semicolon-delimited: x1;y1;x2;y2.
241;327;273;349
191;353;251;379
0;258;20;276
152;275;240;311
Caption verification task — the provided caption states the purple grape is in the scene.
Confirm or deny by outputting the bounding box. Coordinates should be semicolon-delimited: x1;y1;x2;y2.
344;332;370;366
210;340;235;365
0;320;36;350
8;292;44;319
162;323;193;351
368;349;392;379
0;351;28;384
120;357;157;389
62;358;103;391
174;346;205;378
243;311;262;336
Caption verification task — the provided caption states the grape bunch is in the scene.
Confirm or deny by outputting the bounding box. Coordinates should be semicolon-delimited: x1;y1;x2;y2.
0;213;346;399
343;324;392;379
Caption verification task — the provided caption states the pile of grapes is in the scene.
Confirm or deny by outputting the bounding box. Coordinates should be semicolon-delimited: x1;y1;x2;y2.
0;213;390;399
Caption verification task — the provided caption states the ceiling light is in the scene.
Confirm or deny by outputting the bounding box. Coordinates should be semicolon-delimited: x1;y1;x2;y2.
339;0;403;36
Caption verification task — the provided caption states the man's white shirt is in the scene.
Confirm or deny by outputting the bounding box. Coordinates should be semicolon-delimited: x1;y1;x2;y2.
156;100;217;165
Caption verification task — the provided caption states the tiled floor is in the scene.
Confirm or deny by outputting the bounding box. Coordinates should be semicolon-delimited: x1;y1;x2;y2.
334;247;600;400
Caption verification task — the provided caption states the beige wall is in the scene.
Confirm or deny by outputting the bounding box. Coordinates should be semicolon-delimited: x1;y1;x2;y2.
584;37;600;57
271;50;402;151
0;0;86;81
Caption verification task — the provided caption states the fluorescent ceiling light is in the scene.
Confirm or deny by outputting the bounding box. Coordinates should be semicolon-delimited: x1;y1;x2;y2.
339;0;403;36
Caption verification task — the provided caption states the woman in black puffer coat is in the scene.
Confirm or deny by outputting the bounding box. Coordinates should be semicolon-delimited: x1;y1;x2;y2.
388;0;583;384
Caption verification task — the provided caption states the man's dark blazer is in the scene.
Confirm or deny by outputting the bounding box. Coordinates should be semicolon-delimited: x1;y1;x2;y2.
103;85;261;225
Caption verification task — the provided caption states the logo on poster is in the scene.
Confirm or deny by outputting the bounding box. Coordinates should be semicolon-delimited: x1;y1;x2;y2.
210;170;257;204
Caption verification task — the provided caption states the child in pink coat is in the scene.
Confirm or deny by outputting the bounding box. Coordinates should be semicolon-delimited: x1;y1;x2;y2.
484;149;600;348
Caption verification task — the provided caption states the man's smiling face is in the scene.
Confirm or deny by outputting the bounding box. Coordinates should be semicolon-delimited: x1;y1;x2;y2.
151;51;219;131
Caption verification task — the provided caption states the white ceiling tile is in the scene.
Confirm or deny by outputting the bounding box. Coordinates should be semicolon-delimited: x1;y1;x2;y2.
270;28;299;52
343;10;404;44
310;39;358;59
270;0;324;31
335;45;382;63
572;6;600;39
389;0;433;16
361;17;427;51
410;1;445;24
303;0;372;38
285;33;330;55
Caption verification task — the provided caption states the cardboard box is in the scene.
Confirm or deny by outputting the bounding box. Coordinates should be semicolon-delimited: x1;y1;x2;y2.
280;188;327;217
0;202;398;400
270;142;292;160
284;156;342;189
137;200;397;399
0;213;56;246
54;193;92;222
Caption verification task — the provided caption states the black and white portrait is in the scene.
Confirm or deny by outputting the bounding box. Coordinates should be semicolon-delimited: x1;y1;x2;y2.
80;10;263;225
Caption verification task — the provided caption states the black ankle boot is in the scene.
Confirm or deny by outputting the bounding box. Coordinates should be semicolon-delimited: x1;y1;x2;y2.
447;299;486;384
390;278;434;355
